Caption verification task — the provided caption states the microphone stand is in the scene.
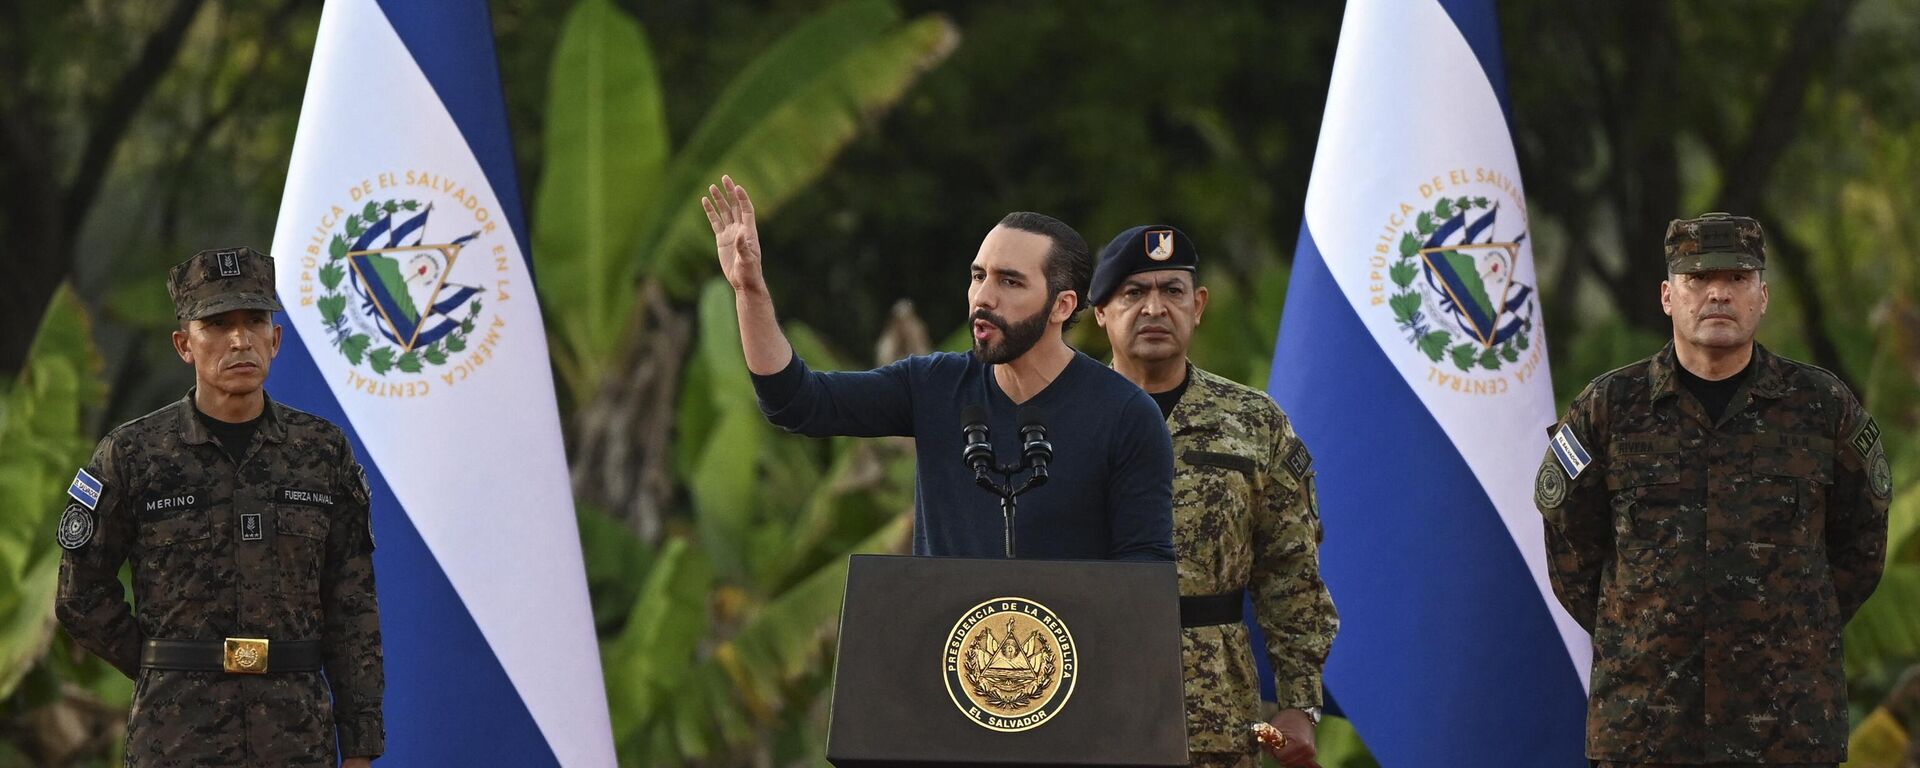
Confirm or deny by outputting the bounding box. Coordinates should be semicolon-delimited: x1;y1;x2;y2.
968;420;1050;559
972;462;1047;558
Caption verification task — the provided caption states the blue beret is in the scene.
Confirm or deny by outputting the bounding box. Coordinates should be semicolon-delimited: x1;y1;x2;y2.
1089;225;1197;307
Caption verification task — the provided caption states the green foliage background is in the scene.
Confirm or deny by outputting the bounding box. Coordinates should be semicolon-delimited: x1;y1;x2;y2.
1;1;1917;766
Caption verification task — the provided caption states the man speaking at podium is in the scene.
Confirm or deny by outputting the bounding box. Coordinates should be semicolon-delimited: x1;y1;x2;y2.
1091;226;1337;768
701;175;1174;561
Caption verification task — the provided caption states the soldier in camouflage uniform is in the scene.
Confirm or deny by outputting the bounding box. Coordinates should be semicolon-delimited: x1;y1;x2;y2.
55;247;384;767
1535;214;1889;767
1091;225;1338;768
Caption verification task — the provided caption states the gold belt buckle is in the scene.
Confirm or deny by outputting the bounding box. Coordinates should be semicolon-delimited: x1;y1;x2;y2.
223;637;269;674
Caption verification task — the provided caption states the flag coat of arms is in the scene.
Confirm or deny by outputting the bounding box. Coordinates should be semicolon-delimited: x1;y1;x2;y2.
1266;0;1592;764
265;1;614;764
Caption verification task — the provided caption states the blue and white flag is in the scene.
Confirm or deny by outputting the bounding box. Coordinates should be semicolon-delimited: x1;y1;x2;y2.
1268;0;1590;764
266;2;614;765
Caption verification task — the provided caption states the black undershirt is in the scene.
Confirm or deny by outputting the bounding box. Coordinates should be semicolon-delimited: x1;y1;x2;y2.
195;403;263;460
1147;365;1193;420
1675;356;1754;424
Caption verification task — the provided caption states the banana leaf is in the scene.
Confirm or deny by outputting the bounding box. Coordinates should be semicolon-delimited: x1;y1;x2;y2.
535;0;958;412
0;285;107;701
535;0;670;405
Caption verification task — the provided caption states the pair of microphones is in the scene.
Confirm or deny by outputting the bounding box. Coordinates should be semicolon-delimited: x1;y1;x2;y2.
960;404;1052;559
960;404;1053;488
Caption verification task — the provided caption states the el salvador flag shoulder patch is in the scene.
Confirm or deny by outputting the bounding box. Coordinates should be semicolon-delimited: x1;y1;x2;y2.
68;468;104;510
1548;424;1593;480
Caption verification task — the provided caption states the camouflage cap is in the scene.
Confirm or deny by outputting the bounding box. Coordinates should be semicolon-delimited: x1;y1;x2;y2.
167;247;284;321
1664;212;1765;274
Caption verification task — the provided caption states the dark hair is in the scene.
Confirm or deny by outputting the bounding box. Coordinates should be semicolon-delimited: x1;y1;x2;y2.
996;211;1091;331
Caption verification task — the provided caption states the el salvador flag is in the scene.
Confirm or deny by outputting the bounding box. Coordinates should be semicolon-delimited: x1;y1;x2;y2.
265;1;614;765
1264;0;1591;764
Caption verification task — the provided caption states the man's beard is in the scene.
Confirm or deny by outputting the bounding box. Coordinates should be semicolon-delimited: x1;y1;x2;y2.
971;306;1050;365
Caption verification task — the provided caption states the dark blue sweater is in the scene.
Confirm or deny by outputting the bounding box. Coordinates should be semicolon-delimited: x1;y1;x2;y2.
753;350;1174;561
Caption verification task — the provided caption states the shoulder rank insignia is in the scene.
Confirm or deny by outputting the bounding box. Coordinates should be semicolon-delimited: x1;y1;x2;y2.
1548;424;1592;480
68;468;104;510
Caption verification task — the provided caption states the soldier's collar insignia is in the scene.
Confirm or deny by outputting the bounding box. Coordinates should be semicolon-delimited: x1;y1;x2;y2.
1144;229;1175;261
68;468;103;510
1743;345;1789;399
1548;424;1591;480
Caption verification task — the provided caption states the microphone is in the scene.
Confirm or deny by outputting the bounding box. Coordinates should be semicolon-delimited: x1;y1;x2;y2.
1017;405;1052;486
961;404;994;478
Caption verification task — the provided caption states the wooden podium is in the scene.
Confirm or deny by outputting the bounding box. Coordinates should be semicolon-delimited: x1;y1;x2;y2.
826;555;1188;767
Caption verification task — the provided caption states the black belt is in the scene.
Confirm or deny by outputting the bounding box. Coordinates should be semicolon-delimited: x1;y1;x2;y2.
141;638;324;674
1180;589;1245;628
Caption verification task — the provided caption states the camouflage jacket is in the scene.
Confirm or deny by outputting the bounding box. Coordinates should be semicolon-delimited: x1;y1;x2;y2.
1536;343;1889;763
1168;365;1337;755
55;391;385;764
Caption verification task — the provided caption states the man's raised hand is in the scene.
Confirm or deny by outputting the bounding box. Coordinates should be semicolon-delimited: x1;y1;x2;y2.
702;175;766;295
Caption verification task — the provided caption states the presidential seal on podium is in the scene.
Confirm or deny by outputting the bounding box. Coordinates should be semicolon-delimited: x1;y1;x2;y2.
943;597;1077;732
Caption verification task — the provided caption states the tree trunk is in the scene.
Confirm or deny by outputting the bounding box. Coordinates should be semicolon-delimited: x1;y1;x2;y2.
569;279;689;544
0;0;209;376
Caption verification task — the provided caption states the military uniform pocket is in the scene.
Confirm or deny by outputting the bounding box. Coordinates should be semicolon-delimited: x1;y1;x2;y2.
274;506;330;607
1181;452;1259;510
1743;432;1833;547
1184;451;1256;476
138;511;212;549
1748;448;1831;547
277;506;328;540
1176;451;1258;568
134;511;218;606
1606;452;1681;549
